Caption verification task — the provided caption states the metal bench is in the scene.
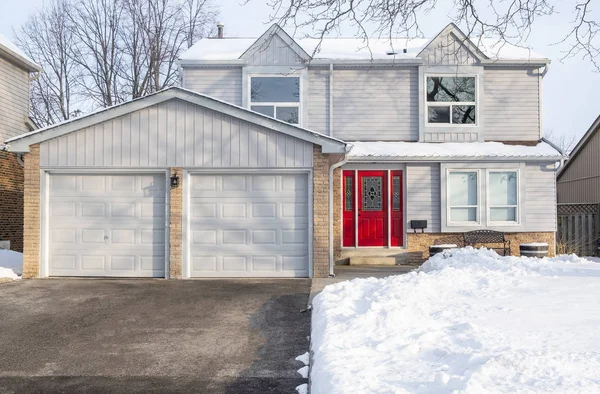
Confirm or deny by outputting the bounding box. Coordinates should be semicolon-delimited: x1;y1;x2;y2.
463;230;511;256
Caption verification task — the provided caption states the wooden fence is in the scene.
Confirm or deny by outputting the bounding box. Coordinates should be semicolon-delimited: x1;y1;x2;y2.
557;203;600;257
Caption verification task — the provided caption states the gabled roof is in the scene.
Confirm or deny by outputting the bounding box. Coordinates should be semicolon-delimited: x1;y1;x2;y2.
239;24;311;63
179;23;549;66
417;23;489;62
348;141;564;162
0;34;41;73
557;115;600;178
4;87;347;154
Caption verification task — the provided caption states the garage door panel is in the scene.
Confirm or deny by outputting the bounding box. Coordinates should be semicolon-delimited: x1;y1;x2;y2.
48;174;166;277
188;173;309;278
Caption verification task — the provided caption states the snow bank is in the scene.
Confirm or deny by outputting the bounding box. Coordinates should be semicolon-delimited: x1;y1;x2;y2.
0;250;23;280
311;247;600;393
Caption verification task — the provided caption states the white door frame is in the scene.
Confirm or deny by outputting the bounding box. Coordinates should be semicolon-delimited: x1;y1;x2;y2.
39;168;171;278
182;168;313;279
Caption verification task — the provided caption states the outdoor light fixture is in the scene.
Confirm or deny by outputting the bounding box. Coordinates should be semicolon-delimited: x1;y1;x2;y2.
170;171;179;188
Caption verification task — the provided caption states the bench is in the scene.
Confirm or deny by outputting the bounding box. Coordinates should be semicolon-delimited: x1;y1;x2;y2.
463;230;511;256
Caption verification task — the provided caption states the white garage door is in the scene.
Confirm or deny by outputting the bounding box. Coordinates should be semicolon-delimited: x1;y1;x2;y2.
188;173;309;277
48;173;166;277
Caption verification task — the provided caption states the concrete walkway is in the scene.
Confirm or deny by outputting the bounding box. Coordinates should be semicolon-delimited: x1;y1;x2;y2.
308;264;420;305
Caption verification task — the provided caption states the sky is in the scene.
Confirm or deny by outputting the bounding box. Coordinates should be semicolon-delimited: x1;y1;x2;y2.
1;0;599;147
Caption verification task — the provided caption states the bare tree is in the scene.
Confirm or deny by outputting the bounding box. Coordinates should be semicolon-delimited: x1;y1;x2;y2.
15;0;218;126
15;0;82;126
262;0;599;70
546;129;577;154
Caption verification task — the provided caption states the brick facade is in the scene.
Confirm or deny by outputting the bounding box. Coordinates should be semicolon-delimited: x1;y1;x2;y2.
0;151;24;252
407;232;556;258
22;145;40;279
313;146;330;278
332;167;342;262
169;168;183;279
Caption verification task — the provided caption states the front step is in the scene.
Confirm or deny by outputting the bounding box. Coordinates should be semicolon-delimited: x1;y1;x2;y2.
349;257;396;266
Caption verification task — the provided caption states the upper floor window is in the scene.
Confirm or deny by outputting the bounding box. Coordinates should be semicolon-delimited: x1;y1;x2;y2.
250;76;300;124
427;76;476;125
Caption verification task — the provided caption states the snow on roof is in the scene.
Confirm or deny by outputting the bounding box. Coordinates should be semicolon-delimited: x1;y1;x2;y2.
0;34;40;71
180;36;547;62
348;141;563;161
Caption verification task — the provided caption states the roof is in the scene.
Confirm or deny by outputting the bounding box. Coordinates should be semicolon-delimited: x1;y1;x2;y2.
0;34;41;72
4;87;347;154
180;24;549;65
347;141;564;162
557;115;600;178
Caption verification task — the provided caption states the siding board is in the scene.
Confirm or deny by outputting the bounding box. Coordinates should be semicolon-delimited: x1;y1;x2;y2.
0;56;30;142
182;68;243;106
40;98;313;168
406;163;441;232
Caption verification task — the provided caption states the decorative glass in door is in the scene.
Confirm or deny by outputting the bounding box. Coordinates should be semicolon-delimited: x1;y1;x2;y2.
362;177;382;211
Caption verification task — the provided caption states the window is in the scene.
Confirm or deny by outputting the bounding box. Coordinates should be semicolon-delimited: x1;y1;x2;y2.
448;171;478;223
250;76;300;124
488;171;518;223
427;76;476;125
344;176;353;211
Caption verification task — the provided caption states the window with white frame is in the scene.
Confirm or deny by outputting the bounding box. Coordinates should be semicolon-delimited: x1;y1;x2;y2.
488;171;519;223
448;171;479;223
427;76;476;125
250;76;300;124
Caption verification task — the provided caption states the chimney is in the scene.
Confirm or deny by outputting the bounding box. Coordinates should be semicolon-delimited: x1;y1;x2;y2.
217;22;224;39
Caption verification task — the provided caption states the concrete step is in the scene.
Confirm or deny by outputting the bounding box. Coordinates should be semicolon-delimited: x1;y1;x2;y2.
349;256;397;266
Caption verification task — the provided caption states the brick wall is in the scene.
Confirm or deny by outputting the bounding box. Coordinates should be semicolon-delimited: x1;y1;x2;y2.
332;167;342;260
169;168;183;279
22;145;40;278
313;146;330;278
408;231;556;258
0;151;24;252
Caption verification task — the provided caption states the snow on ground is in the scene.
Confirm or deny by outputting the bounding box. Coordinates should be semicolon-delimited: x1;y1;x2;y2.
311;247;600;394
0;250;23;280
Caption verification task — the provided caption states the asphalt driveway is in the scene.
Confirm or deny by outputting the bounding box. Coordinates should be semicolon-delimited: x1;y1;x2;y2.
0;279;311;394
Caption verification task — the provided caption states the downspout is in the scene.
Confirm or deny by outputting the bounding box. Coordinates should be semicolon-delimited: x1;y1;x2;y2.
329;152;349;277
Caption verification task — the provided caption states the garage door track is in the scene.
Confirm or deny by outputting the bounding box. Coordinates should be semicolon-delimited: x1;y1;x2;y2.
0;279;311;393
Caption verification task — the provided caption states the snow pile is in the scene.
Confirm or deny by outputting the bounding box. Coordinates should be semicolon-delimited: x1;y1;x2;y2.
0;250;23;280
311;247;600;393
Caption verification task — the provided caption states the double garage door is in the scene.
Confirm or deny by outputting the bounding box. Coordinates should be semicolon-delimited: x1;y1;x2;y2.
47;172;309;278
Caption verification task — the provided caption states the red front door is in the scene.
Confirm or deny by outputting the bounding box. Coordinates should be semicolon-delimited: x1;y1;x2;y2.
358;171;387;246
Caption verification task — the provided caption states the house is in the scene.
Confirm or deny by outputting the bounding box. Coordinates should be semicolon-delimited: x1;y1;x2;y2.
0;35;41;252
556;115;600;204
5;23;562;279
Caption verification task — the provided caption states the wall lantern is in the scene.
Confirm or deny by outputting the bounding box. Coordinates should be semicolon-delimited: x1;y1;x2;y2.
170;171;180;188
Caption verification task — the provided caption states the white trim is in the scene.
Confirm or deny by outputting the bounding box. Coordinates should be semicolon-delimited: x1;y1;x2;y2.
182;169;313;278
40;168;170;279
486;169;521;227
424;74;478;127
445;169;481;227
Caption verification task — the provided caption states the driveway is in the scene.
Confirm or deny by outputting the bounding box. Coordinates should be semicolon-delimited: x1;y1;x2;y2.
0;279;311;393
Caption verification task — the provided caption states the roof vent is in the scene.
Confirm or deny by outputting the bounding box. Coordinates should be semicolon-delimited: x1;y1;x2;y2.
386;51;398;56
217;22;224;39
403;48;407;53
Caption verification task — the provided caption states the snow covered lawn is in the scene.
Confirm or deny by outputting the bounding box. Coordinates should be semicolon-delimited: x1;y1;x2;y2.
0;249;23;280
311;247;600;393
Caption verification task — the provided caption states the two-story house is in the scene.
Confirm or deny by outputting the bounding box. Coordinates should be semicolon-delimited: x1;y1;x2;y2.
0;35;40;252
6;23;562;279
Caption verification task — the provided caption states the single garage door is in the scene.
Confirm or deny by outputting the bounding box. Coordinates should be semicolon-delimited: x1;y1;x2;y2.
188;173;309;277
48;173;166;277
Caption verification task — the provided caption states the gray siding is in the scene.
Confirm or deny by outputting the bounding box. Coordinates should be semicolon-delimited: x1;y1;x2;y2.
406;163;441;232
182;68;243;106
307;69;330;135
39;99;313;168
332;68;418;141
420;32;479;66
525;162;557;231
0;56;30;142
557;127;600;204
247;34;304;66
483;67;540;141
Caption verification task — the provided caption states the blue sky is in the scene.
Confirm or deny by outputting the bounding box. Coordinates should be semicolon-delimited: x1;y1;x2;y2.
2;0;599;145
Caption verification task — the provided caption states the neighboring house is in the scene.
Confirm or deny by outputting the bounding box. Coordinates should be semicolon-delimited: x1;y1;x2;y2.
0;35;40;252
6;23;562;279
557;115;600;204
